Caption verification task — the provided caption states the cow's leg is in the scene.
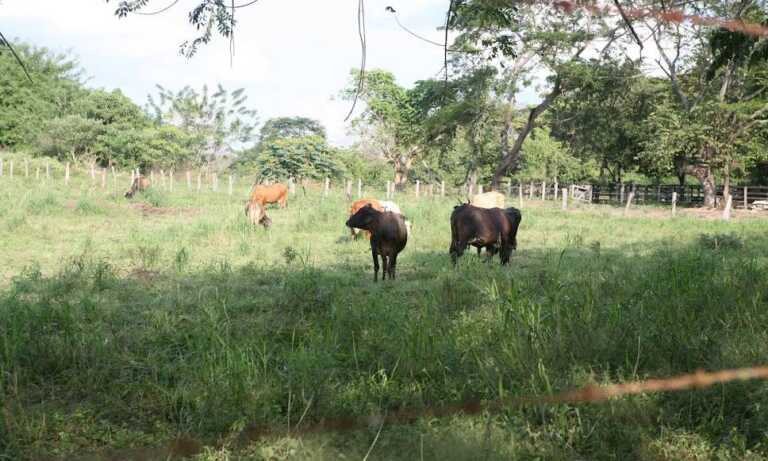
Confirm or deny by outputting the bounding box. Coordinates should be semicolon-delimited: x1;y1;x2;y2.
485;245;497;262
381;253;389;280
476;246;482;256
390;253;398;279
371;246;380;282
499;239;511;265
450;240;467;265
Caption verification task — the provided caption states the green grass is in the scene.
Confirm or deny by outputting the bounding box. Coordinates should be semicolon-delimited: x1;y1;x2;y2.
2;163;768;460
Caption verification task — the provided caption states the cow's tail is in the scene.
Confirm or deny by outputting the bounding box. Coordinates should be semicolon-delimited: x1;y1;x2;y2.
506;208;522;250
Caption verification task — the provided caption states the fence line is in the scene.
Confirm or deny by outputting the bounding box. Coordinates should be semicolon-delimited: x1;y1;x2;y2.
50;364;768;461
1;160;767;210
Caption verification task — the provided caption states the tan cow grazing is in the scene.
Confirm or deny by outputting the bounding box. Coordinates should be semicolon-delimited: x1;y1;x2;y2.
471;191;505;209
249;183;288;208
349;198;383;239
245;200;271;228
125;176;151;198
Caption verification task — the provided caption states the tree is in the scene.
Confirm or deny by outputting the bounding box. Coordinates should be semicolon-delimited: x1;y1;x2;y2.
448;0;614;188
36;115;104;162
235;136;345;181
104;0;247;57
549;59;663;183
96;124;196;170
342;69;424;190
409;66;500;188
147;84;259;163
624;0;768;207
0;43;83;148
258;117;326;143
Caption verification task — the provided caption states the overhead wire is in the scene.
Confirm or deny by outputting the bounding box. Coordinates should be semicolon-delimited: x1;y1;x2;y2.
133;0;181;16
344;0;367;122
386;6;461;51
0;31;33;83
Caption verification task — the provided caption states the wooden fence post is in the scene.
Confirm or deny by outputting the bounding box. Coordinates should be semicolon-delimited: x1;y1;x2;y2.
186;171;192;190
169;169;174;192
197;172;202;193
723;195;733;221
65;162;70;185
518;184;524;208
386;181;391;199
345;179;352;199
228;175;233;196
358;178;362;198
441;180;445;197
671;192;677;216
90;163;96;182
619;183;625;204
9;161;13;179
656;185;661;202
324;177;330;197
507;180;512;196
24;159;29;178
541;181;546;201
101;169;107;189
429;183;434;197
0;158;4;177
47;162;51;181
624;191;635;215
36;167;40;181
477;184;483;195
416;180;421;198
562;187;567;210
743;186;748;209
554;180;559;201
150;170;154;183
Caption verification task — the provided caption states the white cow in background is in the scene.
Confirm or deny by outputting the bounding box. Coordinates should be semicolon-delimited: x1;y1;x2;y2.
379;200;412;237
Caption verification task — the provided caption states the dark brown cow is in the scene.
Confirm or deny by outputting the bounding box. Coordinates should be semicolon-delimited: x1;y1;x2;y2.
125;176;150;198
245;200;272;228
349;198;383;239
346;204;408;281
449;204;522;265
249;183;288;208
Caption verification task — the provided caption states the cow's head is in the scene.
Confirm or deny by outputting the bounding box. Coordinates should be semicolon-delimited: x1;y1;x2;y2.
346;203;378;231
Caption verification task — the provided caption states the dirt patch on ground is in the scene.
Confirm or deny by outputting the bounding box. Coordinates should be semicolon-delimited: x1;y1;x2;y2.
681;207;767;220
128;203;199;216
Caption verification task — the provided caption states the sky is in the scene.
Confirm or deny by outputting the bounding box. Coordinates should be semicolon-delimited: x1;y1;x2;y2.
1;0;543;147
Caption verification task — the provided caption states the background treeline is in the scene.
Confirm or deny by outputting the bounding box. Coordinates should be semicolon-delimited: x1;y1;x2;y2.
6;5;768;200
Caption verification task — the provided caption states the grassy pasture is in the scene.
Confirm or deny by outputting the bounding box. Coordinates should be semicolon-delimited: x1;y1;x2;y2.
2;166;768;460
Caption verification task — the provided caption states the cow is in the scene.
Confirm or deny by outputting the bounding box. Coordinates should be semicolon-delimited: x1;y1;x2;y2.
125;176;150;198
349;198;383;239
249;183;288;208
449;203;522;265
346;204;408;281
379;200;412;238
471;191;505;209
245;200;272;228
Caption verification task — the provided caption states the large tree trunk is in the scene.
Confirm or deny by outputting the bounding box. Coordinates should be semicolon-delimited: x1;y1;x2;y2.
722;161;731;207
685;164;716;208
393;155;412;191
491;77;563;188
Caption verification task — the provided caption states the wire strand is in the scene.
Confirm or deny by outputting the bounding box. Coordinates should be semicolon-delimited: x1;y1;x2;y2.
0;31;33;83
133;0;181;16
344;0;366;122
